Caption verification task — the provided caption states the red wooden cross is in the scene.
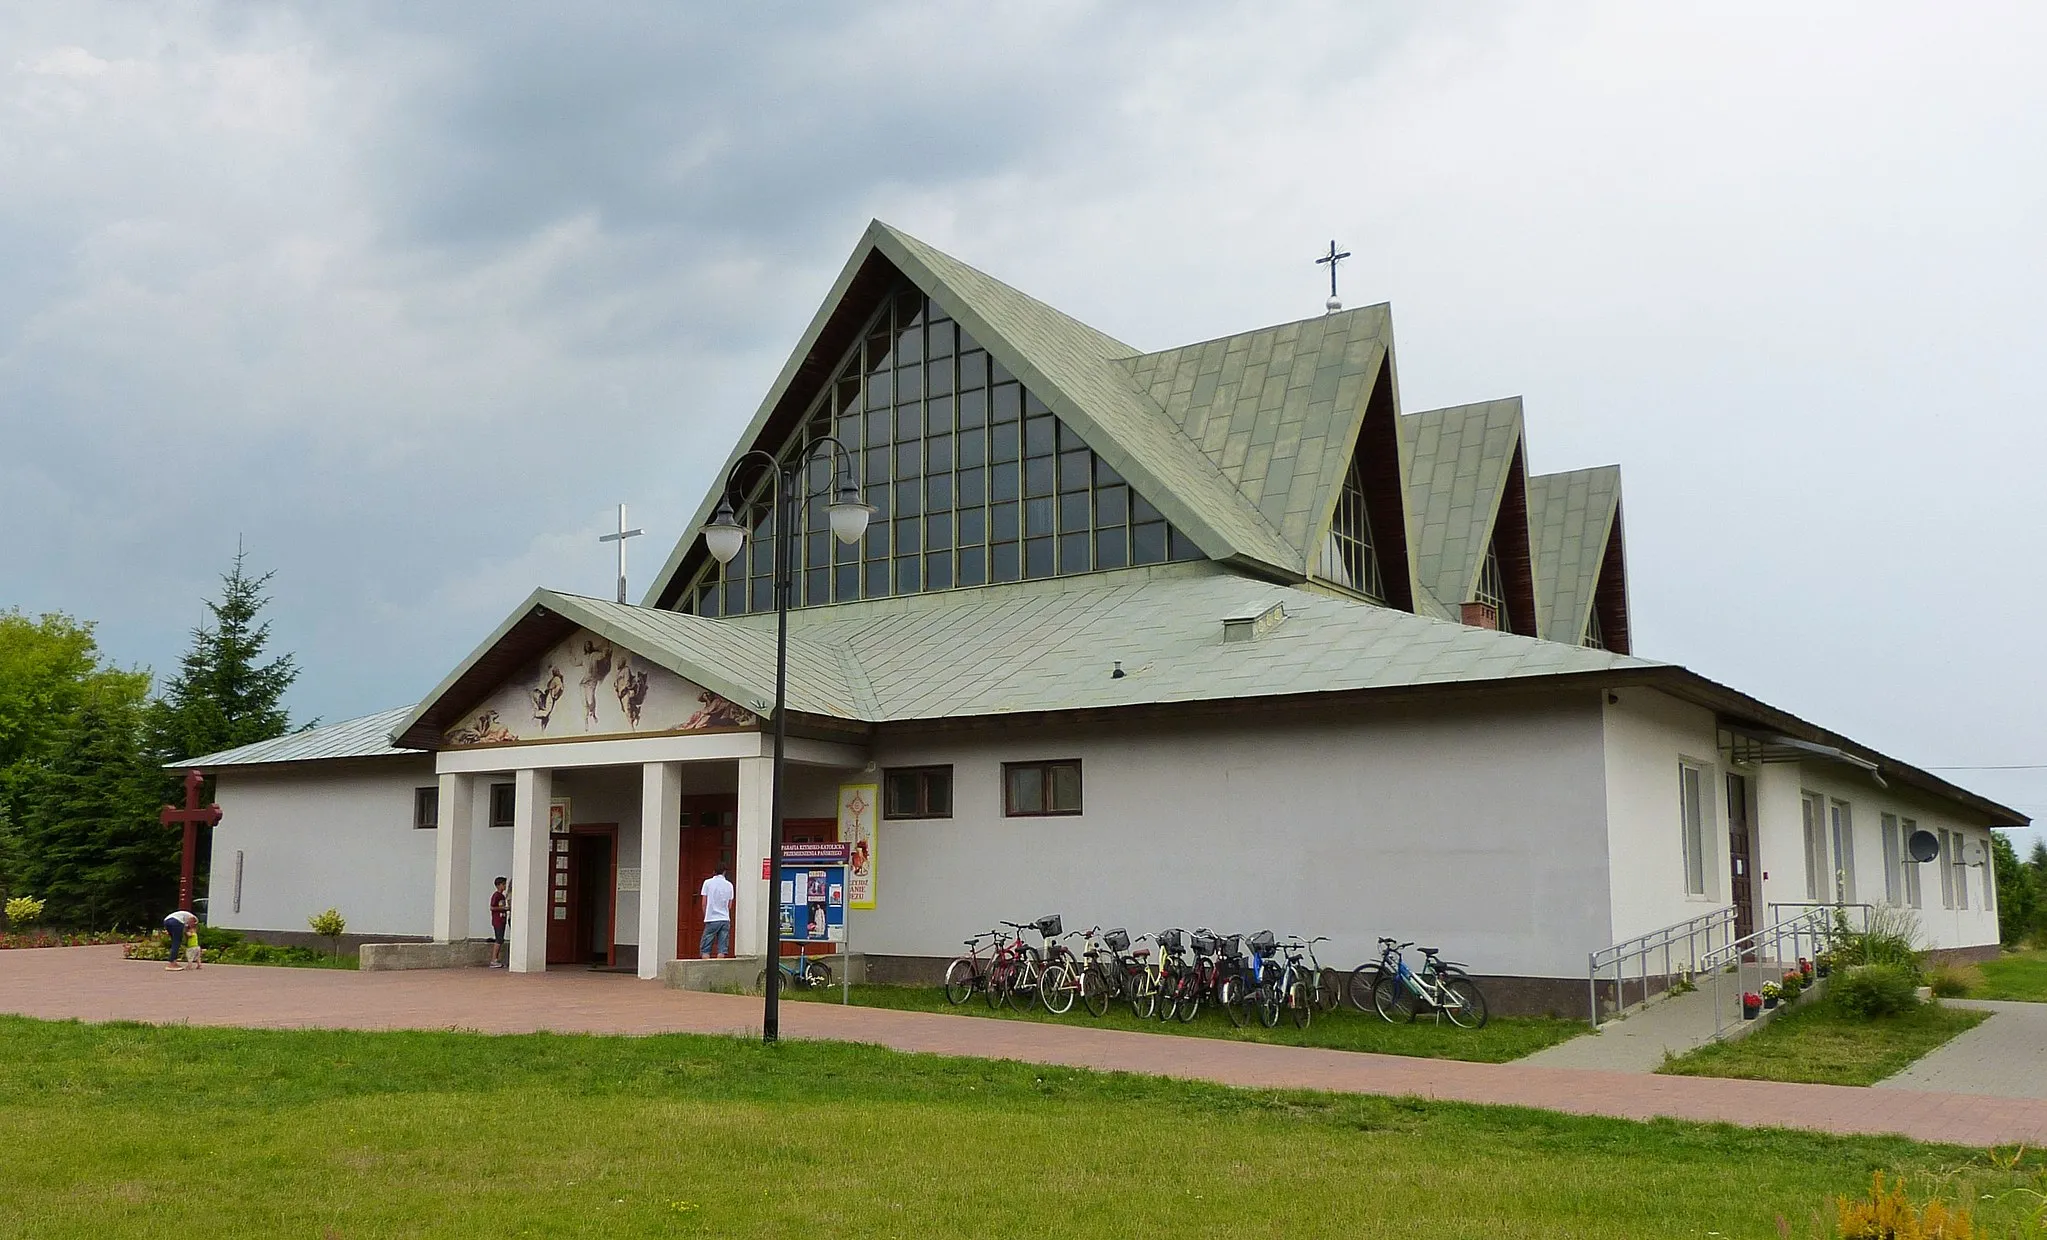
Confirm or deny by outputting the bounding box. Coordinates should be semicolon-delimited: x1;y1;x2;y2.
160;769;221;913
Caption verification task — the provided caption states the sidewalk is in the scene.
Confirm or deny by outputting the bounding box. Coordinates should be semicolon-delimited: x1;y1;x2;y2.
1518;986;1723;1072
5;945;2045;1148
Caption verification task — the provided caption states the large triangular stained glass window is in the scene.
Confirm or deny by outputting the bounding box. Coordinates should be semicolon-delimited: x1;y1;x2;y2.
678;282;1200;618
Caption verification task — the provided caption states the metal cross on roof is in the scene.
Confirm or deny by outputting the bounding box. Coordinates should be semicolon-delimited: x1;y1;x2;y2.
599;503;645;604
1316;239;1352;312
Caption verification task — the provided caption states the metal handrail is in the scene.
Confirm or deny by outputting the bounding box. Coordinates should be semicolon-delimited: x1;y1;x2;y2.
1703;906;1839;1041
1766;902;1873;936
1586;905;1736;1028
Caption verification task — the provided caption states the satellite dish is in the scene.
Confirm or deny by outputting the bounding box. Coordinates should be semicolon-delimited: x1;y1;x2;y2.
1907;829;1940;863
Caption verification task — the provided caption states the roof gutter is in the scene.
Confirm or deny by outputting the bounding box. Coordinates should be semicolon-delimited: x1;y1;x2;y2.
1757;734;1889;788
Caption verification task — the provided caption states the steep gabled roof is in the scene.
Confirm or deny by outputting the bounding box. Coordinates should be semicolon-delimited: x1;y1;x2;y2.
1526;466;1624;646
1116;305;1393;567
1399;398;1526;609
644;221;1307;609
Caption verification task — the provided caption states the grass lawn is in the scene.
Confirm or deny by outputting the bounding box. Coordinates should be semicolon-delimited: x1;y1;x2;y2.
778;982;1583;1063
1659;999;1989;1086
2;1016;2044;1239
1976;948;2047;1002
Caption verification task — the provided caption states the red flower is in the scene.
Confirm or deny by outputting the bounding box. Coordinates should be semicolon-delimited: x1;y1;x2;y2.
1742;992;1762;1006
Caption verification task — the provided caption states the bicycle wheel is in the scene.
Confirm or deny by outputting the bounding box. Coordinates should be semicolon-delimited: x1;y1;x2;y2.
1372;974;1417;1023
755;969;771;995
1081;965;1111;1018
1007;957;1042;1012
1257;984;1282;1029
1347;965;1380;1013
1173;970;1201;1023
1219;976;1248;1027
1316;967;1342;1014
943;957;978;1005
1041;963;1076;1014
1440;976;1489;1029
1130;972;1158;1020
985;960;1012;1009
1289;980;1312;1030
802;960;833;990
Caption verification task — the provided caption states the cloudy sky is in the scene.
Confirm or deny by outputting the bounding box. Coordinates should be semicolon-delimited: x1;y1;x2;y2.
3;3;2042;843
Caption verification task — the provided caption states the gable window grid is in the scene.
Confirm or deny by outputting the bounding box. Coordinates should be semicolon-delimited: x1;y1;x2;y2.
1678;761;1708;896
1582;607;1606;651
1317;452;1384;602
680;283;1201;618
414;786;439;830
882;765;953;820
1901;817;1922;907
1800;791;1828;902
1003;759;1082;817
1880;813;1902;905
489;783;516;830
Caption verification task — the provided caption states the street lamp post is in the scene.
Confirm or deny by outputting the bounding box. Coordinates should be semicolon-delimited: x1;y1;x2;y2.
701;438;871;1044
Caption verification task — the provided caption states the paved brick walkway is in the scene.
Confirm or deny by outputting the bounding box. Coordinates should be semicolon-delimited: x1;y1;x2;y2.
7;946;2046;1147
1878;1000;2047;1098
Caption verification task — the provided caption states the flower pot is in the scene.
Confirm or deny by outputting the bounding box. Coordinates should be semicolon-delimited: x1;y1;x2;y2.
1816;964;1830;978
1742;1003;1760;1020
1763;996;1778;1009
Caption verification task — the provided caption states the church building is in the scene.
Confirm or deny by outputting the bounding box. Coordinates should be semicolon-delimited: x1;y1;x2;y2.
186;221;2025;1012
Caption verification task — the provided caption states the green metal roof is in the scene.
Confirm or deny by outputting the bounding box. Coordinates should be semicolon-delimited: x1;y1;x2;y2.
180;708;419;769
1399;399;1525;608
1116;304;1392;567
1526;466;1622;645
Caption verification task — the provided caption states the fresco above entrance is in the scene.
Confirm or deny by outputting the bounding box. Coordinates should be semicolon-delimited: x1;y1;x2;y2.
443;627;756;747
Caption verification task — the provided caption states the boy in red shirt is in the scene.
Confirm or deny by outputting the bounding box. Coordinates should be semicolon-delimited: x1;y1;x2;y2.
488;877;509;968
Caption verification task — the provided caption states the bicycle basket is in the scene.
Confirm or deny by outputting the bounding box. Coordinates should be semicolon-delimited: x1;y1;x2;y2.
1104;927;1131;953
1247;929;1277;952
1191;931;1218;955
1156;928;1183;952
1034;914;1063;939
1222;934;1243;958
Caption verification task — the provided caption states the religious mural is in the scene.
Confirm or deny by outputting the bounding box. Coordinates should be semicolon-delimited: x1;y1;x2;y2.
443;627;756;747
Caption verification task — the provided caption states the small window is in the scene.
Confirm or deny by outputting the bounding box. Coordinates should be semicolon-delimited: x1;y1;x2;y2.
414;786;439;830
1954;833;1969;911
1678;762;1707;896
1004;760;1082;817
1880;813;1901;905
883;766;953;820
1829;800;1857;904
1901;817;1922;908
1983;839;1996;911
1801;791;1828;901
1937;828;1955;908
489;783;516;829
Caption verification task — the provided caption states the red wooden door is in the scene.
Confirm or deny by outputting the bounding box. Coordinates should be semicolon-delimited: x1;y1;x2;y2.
547;825;617;967
1726;773;1755;942
677;796;737;959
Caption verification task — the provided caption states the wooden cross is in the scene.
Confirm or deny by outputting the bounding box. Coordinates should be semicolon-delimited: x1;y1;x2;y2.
598;502;645;604
1316;239;1352;301
160;769;221;913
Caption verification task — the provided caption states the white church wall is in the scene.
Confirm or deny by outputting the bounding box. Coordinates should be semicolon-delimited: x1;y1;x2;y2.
849;691;1611;981
210;758;438;938
1600;689;1728;947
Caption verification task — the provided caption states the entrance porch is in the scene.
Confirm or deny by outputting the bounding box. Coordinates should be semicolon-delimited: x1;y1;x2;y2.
428;731;862;979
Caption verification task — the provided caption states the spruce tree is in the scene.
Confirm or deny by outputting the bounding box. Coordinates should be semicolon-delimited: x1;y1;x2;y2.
13;673;170;928
149;546;298;765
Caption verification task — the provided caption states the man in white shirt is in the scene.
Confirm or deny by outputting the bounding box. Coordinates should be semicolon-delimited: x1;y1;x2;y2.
698;865;734;958
163;908;199;972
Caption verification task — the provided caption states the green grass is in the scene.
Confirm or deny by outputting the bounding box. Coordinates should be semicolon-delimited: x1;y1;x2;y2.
780;981;1583;1062
1;1016;2043;1239
1659;999;1989;1086
1976;948;2047;1002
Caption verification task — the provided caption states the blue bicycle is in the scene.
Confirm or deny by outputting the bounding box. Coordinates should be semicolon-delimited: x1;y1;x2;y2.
1368;937;1487;1028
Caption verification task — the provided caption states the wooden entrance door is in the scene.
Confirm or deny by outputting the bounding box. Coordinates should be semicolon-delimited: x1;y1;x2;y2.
546;823;618;967
1726;773;1755;942
677;796;737;960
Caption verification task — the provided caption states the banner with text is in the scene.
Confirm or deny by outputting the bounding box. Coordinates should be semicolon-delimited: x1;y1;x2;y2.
838;783;878;909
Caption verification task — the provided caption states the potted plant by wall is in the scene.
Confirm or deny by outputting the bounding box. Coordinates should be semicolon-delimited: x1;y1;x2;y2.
1798;957;1813;979
1742;991;1762;1020
1761;980;1783;1009
1814;952;1833;978
1780;971;1804;1002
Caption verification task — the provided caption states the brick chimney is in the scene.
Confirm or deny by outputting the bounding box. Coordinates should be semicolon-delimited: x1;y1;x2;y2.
1460;601;1499;631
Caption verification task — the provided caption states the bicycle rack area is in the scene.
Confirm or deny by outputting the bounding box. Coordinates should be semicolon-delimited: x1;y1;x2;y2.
1586;907;1736;1029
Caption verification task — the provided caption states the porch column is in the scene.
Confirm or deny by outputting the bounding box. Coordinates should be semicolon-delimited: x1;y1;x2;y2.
637;761;682;981
508;766;552;973
734;755;773;958
431;771;476;942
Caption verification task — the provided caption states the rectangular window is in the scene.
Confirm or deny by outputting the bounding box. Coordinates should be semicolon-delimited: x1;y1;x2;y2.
1829;800;1857;903
1937;828;1955;908
414;786;439;830
1902;817;1922;908
1984;838;1996;911
1880;813;1901;905
1003;760;1082;817
1679;762;1707;896
490;783;516;829
882;766;953;820
1801;791;1828;901
1954;833;1969;910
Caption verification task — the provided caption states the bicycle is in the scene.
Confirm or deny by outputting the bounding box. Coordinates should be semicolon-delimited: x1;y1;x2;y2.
1123;932;1160;1019
1288;936;1341;1014
1220;930;1284;1028
985;921;1044;1012
1041;924;1116;1016
1153;928;1201;1022
756;942;833;996
943;930;1002;1005
1370;940;1488;1028
1271;937;1316;1030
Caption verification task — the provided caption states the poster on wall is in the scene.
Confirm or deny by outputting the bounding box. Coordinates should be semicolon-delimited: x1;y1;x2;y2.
838;783;878;909
548;798;572;834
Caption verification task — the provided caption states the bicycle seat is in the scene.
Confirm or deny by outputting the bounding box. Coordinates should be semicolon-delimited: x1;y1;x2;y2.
1132;949;1150;959
1419;947;1440;956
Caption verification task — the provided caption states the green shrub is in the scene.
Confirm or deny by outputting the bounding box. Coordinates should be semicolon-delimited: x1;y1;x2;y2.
124;935;171;962
308;908;346;957
196;925;244;952
4;896;45;929
1832;963;1920;1019
1926;964;1976;998
1831;906;1925;982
